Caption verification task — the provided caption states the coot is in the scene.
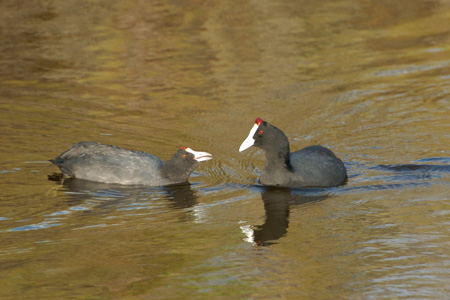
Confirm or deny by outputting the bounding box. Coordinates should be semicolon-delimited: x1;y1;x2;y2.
50;142;212;186
239;118;347;188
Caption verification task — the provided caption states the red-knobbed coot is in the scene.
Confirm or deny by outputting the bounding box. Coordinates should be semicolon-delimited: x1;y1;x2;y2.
239;118;347;188
50;142;212;186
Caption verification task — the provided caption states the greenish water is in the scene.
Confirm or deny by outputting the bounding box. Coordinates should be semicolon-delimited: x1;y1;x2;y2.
1;0;449;299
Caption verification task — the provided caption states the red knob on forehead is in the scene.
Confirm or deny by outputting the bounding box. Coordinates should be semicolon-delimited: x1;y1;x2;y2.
255;118;263;126
180;147;188;150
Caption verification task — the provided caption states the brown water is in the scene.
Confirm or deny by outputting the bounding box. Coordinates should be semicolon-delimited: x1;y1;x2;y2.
1;0;450;299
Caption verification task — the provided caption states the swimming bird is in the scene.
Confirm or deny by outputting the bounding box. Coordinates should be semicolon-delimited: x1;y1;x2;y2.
50;142;212;186
239;118;347;188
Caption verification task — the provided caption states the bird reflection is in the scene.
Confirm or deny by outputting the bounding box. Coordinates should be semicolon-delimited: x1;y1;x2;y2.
163;182;198;209
52;178;198;210
252;187;327;246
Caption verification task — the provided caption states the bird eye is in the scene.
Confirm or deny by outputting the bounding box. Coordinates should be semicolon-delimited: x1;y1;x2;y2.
183;154;187;159
258;130;263;135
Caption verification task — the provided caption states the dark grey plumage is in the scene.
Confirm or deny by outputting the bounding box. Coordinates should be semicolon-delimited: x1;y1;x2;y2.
50;142;212;186
240;119;347;188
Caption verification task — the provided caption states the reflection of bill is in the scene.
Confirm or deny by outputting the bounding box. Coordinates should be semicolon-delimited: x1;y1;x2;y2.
240;223;254;244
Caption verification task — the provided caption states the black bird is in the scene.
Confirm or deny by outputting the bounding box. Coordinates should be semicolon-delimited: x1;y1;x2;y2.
50;142;212;186
239;118;347;188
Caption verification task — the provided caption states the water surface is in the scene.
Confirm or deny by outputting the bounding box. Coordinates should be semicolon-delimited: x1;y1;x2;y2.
1;0;449;299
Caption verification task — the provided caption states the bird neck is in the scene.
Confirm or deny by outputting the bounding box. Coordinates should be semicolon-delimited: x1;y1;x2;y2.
264;141;291;170
161;158;194;183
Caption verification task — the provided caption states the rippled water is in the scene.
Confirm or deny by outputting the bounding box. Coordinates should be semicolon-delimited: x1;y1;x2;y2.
1;0;449;299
